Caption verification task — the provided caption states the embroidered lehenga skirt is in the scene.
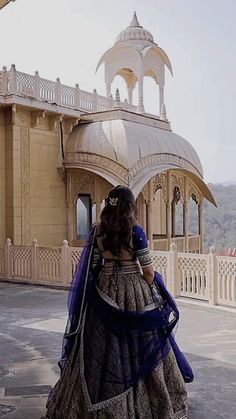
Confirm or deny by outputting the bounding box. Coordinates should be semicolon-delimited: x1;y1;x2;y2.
46;264;188;419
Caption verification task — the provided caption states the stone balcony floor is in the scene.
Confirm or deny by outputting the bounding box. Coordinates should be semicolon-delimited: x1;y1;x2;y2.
0;282;236;419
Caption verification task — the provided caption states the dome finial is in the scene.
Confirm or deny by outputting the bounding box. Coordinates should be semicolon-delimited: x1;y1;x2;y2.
130;11;140;27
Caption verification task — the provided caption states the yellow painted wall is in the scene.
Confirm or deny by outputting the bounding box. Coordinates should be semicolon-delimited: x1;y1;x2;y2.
0;110;6;245
29;127;67;246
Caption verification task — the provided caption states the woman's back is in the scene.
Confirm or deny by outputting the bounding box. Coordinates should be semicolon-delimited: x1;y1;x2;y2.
46;186;189;419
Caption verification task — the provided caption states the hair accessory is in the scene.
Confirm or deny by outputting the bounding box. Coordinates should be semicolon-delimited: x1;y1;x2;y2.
108;197;118;206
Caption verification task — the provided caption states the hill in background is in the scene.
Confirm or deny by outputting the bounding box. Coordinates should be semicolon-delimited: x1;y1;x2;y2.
175;183;236;252
204;183;236;251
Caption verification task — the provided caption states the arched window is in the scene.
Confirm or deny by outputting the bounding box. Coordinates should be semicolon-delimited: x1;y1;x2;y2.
76;194;96;241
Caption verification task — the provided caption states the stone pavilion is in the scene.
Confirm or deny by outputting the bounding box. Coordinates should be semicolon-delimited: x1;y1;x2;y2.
0;13;216;251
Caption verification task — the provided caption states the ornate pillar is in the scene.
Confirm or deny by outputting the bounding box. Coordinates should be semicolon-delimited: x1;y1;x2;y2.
96;200;103;222
171;201;176;238
20;126;30;245
137;77;144;113
128;87;133;106
6;106;32;245
106;82;111;98
198;200;204;253
68;201;75;246
167;172;172;248
67;171;74;246
143;200;147;231
147;201;153;249
146;181;154;249
183;200;189;252
159;85;164;116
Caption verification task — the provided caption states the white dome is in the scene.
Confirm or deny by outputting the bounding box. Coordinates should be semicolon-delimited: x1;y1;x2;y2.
116;12;154;44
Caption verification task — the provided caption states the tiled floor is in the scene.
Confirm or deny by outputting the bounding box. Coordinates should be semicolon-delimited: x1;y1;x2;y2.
0;282;236;418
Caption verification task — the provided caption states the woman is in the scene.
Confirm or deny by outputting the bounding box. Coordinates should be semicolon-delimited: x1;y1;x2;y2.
46;186;193;418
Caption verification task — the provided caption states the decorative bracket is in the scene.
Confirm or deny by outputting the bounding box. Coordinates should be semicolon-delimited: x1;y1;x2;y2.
63;117;80;135
31;110;47;128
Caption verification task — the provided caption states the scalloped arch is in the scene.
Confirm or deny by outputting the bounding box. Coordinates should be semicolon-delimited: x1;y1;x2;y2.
96;45;143;74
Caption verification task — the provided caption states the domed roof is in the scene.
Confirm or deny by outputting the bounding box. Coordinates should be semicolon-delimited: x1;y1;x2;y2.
66;117;203;178
116;12;154;43
65;111;217;205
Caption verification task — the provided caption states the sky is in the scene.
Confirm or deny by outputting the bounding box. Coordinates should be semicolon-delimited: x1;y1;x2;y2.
0;0;236;184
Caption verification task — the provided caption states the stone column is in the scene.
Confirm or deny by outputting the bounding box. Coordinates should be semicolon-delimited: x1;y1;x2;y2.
159;85;164;116
0;108;6;244
106;82;111;98
96;200;102;223
147;201;153;249
199;200;204;253
128;87;133;106
183;200;189;252
171;201;176;238
142;200;147;231
67;201;74;246
67;172;75;246
166;172;172;248
20;126;30;245
137;77;145;113
5;107;31;245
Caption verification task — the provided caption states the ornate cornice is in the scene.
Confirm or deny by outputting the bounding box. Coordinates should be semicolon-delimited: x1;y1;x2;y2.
65;152;202;188
129;153;201;180
65;152;127;183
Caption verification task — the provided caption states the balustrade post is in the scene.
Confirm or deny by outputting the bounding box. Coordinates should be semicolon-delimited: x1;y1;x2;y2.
1;66;8;94
55;77;61;105
61;240;69;285
93;89;98;111
208;246;218;305
75;83;80;108
4;238;12;279
32;239;39;281
34;71;40;100
167;242;180;297
9;64;16;94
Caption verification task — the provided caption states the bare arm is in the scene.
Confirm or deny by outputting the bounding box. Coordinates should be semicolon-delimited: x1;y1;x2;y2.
142;264;154;285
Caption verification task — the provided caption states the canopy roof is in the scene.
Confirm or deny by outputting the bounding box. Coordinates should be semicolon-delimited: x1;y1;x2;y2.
65;110;216;205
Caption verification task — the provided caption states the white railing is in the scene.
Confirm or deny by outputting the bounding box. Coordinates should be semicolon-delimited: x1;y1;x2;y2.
0;238;82;286
0;239;236;309
217;255;236;307
0;246;4;275
151;250;168;284
179;252;208;300
0;65;138;114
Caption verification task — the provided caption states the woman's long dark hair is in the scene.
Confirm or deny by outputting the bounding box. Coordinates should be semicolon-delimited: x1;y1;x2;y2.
98;186;138;256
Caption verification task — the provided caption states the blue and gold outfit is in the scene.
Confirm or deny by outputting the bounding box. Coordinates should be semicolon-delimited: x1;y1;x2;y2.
46;224;193;419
